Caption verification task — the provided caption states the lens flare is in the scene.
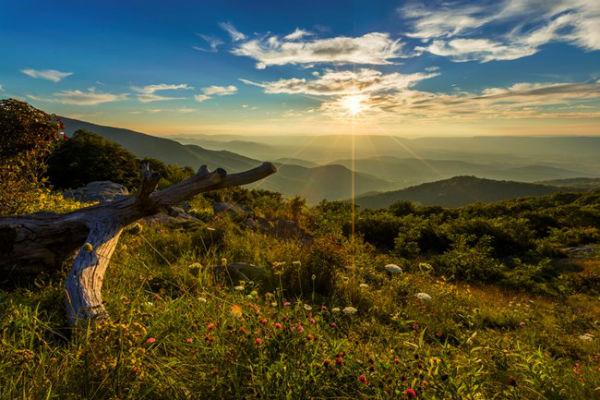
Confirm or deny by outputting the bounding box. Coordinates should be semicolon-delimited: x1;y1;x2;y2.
341;95;366;116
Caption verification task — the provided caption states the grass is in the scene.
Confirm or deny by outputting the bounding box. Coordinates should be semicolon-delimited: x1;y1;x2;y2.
1;192;600;399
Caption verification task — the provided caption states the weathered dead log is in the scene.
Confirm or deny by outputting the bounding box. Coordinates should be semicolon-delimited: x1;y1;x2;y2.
0;162;276;323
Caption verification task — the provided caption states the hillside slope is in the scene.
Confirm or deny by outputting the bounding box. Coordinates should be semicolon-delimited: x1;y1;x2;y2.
356;175;568;208
61;117;261;172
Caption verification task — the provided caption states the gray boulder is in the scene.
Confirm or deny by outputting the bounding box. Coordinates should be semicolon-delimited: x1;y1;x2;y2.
63;181;129;203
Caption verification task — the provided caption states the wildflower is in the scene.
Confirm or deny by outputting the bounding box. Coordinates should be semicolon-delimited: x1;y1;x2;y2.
249;290;258;297
184;337;193;344
359;283;369;289
206;227;216;231
296;324;305;334
271;302;278;307
230;304;243;318
259;317;268;325
234;285;245;291
579;333;594;341
303;304;313;311
309;317;316;325
145;337;156;344
255;337;263;345
335;356;344;366
198;297;208;303
415;292;432;302
239;326;249;335
273;322;284;330
384;263;403;274
207;322;216;331
307;333;315;341
329;322;337;329
311;274;317;281
519;321;526;328
83;242;94;253
342;306;358;315
331;307;341;313
404;388;417;398
358;374;368;384
283;301;291;307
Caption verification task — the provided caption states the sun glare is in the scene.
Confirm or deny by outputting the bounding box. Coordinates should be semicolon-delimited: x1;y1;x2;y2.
341;95;365;117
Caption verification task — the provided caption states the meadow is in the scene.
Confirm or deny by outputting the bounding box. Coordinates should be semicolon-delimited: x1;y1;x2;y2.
1;187;599;399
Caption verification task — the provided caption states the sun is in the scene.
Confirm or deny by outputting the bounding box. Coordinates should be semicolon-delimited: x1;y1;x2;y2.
341;94;366;116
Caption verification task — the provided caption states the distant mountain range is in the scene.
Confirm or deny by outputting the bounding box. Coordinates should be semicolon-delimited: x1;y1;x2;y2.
61;117;389;202
61;117;599;205
355;176;572;209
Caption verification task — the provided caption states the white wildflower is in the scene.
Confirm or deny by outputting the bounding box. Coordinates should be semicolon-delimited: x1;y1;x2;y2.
303;304;313;311
342;306;358;315
234;285;245;291
331;307;341;313
198;297;208;303
415;292;432;302
359;283;369;289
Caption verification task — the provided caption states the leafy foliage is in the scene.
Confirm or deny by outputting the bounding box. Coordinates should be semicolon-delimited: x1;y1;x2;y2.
47;129;141;189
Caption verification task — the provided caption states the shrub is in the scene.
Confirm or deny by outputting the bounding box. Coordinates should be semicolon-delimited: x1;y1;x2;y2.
47;129;140;189
434;236;504;282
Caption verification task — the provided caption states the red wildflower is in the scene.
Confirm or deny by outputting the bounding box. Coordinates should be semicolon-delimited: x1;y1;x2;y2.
255;337;263;345
145;337;156;344
307;333;315;341
184;337;193;343
404;388;417;398
335;356;344;366
358;374;368;385
273;322;284;330
309;317;316;325
259;317;268;325
207;322;216;331
329;322;337;329
296;324;305;334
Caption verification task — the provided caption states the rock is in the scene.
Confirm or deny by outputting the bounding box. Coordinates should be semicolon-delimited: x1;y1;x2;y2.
415;292;432;302
63;181;129;203
213;202;247;217
384;264;403;275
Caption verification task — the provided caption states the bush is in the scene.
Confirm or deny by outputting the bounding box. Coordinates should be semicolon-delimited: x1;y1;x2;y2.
434;236;504;282
0;99;63;215
47;129;140;189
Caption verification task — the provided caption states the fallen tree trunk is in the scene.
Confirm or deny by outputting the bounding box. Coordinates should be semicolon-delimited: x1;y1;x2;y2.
0;162;276;323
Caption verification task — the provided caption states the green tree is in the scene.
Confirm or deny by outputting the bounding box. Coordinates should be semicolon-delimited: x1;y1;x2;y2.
0;99;63;215
47;130;140;189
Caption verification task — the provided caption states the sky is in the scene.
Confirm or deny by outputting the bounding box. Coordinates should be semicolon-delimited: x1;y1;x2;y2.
1;0;599;137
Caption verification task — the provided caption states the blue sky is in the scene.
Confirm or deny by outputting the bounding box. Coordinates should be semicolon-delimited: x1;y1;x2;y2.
1;0;599;136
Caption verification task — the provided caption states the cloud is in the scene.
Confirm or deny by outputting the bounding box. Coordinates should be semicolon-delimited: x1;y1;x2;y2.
284;28;313;41
194;34;224;52
241;68;437;96
21;68;73;82
202;85;238;96
132;83;192;102
319;79;600;120
194;85;238;103
232;32;404;69
219;22;246;42
419;38;536;62
27;88;128;105
400;0;600;62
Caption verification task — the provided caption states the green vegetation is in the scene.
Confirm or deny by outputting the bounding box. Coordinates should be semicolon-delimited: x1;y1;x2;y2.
1;187;599;399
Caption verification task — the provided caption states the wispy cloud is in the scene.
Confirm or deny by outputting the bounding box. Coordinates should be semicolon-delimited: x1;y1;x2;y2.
28;88;128;105
219;22;246;42
319;79;600;120
21;68;73;82
132;83;192;102
400;0;600;62
241;68;437;96
194;34;224;52
194;85;238;103
232;32;404;69
284;28;313;41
